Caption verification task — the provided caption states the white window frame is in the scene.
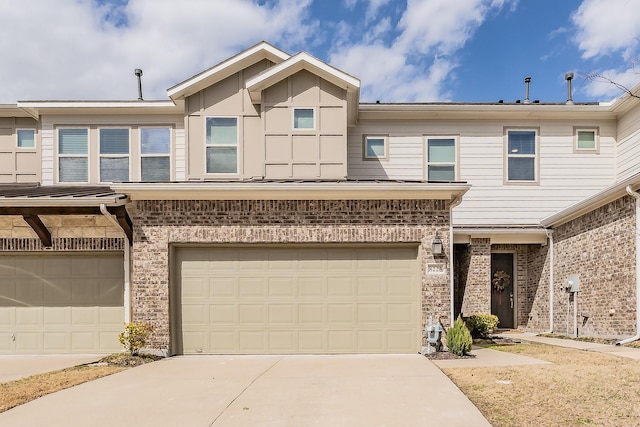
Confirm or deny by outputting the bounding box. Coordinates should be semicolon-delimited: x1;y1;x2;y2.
574;127;599;153
205;116;239;175
16;129;36;149
292;107;315;130
99;127;131;183
57;127;89;184
139;127;172;181
504;128;539;184
425;135;458;182
363;135;388;160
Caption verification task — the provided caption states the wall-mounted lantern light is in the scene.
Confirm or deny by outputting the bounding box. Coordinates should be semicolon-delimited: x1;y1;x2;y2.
432;231;443;255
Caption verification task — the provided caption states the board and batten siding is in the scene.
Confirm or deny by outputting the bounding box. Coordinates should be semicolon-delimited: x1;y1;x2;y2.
616;106;640;181
349;119;617;226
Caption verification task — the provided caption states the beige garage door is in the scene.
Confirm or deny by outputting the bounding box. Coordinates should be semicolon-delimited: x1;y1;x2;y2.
0;253;124;354
175;246;420;355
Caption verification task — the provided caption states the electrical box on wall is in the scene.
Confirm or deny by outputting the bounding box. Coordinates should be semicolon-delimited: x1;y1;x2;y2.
566;275;580;293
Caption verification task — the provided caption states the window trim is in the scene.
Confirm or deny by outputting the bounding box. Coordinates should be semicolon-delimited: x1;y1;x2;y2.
56;127;90;184
16;128;36;149
204;116;239;175
504;127;539;185
139;126;172;181
292;107;316;131
424;135;459;182
99;127;131;183
574;127;599;153
362;135;388;160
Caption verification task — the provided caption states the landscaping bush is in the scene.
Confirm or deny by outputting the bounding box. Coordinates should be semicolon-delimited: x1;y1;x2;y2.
466;314;499;338
446;315;473;356
118;322;153;356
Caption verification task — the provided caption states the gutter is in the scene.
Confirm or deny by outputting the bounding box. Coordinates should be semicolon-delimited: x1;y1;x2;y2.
100;204;131;324
617;186;640;345
543;228;554;334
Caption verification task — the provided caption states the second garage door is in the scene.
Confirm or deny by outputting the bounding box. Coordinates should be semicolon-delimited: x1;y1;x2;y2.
174;245;420;355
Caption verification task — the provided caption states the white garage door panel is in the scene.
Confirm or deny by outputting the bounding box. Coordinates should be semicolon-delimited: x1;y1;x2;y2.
177;246;420;355
0;254;124;354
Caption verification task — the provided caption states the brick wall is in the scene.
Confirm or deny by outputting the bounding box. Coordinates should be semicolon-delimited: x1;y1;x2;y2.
129;199;451;352
460;238;491;316
524;244;551;331
552;196;636;337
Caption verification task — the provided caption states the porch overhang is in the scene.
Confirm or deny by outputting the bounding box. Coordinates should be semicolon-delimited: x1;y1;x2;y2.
0;184;132;247
454;226;548;245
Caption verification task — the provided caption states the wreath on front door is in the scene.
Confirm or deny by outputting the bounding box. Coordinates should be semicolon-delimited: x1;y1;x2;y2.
492;270;511;292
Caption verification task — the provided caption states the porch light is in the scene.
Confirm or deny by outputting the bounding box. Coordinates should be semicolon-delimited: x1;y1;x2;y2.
432;232;443;255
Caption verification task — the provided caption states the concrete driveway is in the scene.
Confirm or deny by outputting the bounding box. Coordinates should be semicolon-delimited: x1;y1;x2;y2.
0;354;102;383
0;354;490;426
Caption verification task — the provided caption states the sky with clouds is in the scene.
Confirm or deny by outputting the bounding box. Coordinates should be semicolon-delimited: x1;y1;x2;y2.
1;0;639;104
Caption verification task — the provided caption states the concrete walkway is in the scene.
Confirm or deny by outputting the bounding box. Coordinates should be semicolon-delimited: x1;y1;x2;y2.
0;354;492;427
501;333;640;361
432;345;552;369
0;354;102;383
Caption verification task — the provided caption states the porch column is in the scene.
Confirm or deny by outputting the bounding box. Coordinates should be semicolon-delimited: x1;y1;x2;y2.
461;238;491;316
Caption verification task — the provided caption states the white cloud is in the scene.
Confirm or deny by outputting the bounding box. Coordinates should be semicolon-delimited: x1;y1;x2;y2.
582;67;640;99
572;0;640;59
0;0;314;103
330;0;513;101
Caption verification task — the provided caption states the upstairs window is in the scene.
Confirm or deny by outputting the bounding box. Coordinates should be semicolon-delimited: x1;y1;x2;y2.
506;129;537;182
293;108;314;130
364;135;387;160
17;129;35;148
427;137;456;181
140;127;171;181
575;128;598;152
206;117;237;174
100;128;130;182
58;128;88;183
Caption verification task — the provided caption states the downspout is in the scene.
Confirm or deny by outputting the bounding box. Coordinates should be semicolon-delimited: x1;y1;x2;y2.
617;186;640;345
449;195;463;327
100;204;131;324
544;228;554;334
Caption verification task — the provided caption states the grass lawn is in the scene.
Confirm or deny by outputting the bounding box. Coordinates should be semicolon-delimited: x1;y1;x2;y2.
0;353;159;413
443;342;640;426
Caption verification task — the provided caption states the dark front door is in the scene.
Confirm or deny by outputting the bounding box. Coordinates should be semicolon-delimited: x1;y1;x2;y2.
491;253;514;328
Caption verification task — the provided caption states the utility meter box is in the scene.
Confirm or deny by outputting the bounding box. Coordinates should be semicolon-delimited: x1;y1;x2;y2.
566;275;580;293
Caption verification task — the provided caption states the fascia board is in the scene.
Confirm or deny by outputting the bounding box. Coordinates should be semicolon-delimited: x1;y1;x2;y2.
111;182;469;201
0;195;128;207
16;100;183;115
246;53;361;103
541;173;640;227
167;42;290;100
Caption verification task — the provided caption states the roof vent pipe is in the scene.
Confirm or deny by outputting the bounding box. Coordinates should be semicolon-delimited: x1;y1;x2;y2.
565;72;574;105
135;69;144;101
524;76;531;104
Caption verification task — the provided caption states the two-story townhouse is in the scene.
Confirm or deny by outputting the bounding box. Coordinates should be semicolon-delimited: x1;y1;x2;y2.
1;41;639;356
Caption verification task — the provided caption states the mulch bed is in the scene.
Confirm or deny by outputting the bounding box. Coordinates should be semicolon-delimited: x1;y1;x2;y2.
423;335;517;360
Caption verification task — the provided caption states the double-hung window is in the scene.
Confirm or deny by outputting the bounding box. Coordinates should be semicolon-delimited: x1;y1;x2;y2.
427;137;457;181
58;128;88;183
364;135;387;160
506;129;537;182
100;128;130;182
206;117;237;174
293;108;314;130
140;127;171;181
17;129;35;148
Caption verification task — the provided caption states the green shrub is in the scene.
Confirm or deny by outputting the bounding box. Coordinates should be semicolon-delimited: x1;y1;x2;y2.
119;322;152;356
446;315;472;356
466;314;499;338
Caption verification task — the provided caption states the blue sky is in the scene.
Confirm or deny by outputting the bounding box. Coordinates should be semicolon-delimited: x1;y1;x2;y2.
1;0;639;104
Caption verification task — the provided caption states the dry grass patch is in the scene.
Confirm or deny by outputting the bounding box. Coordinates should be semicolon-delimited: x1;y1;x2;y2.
0;353;161;413
443;343;640;426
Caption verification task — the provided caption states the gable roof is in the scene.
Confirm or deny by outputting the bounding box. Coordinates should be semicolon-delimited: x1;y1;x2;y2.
167;41;290;101
246;52;361;125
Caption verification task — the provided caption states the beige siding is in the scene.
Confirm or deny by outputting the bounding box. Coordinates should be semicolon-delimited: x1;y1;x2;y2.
616;107;640;181
262;71;348;179
0;117;40;183
349;119;617;225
